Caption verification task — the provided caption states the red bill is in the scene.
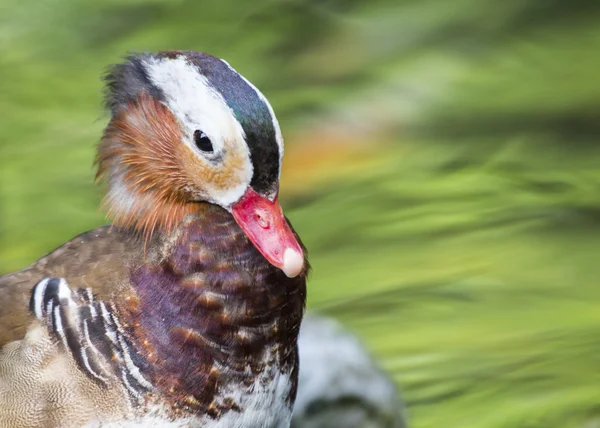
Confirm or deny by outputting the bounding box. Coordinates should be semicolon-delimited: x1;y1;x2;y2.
231;187;304;278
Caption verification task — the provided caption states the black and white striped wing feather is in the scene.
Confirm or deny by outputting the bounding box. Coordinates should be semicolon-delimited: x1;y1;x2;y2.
29;278;153;401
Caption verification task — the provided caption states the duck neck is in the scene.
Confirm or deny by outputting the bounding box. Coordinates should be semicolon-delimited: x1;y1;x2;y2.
119;203;307;416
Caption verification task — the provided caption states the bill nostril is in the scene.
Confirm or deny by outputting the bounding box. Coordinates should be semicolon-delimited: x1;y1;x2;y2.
256;213;269;229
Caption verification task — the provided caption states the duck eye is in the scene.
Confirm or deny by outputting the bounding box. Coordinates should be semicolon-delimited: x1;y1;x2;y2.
193;130;213;152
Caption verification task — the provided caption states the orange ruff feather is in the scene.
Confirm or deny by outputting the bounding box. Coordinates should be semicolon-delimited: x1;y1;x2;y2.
96;93;197;242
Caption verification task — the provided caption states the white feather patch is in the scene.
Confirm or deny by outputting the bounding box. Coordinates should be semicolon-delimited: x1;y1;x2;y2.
202;350;294;428
32;278;50;319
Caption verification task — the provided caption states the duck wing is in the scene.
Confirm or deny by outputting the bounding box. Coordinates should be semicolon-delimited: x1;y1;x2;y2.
0;226;148;427
0;226;140;347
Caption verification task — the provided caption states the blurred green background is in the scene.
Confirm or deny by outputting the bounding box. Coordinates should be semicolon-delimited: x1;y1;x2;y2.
2;1;600;426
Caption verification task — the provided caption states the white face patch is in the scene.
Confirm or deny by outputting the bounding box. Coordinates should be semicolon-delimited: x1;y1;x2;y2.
142;55;253;207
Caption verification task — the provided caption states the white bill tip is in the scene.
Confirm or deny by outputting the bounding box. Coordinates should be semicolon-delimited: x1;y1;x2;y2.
282;248;304;278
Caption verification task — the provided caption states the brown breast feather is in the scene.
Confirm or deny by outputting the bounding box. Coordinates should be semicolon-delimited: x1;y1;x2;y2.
117;204;307;416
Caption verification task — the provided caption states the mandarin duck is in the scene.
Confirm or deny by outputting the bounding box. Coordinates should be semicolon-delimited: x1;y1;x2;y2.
0;50;308;428
292;314;407;428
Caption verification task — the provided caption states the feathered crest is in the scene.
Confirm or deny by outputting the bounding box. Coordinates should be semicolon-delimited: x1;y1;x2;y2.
102;53;164;116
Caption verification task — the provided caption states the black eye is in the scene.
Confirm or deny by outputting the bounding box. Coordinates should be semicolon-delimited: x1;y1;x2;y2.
193;130;213;152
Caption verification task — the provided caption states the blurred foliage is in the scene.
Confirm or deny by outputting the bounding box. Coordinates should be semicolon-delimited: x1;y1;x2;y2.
2;0;600;427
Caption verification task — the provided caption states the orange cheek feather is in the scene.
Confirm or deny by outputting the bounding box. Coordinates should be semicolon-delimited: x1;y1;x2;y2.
96;94;197;241
178;137;247;197
96;93;249;242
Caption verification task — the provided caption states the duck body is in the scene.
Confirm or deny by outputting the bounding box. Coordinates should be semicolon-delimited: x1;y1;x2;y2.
0;51;308;427
0;205;306;427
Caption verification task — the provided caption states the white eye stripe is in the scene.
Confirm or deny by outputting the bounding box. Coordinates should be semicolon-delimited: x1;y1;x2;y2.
143;55;245;156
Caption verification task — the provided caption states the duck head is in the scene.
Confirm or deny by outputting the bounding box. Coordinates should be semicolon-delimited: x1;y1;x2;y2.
96;50;304;278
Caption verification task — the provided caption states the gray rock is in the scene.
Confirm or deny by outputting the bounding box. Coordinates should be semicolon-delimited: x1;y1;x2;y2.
292;313;407;428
